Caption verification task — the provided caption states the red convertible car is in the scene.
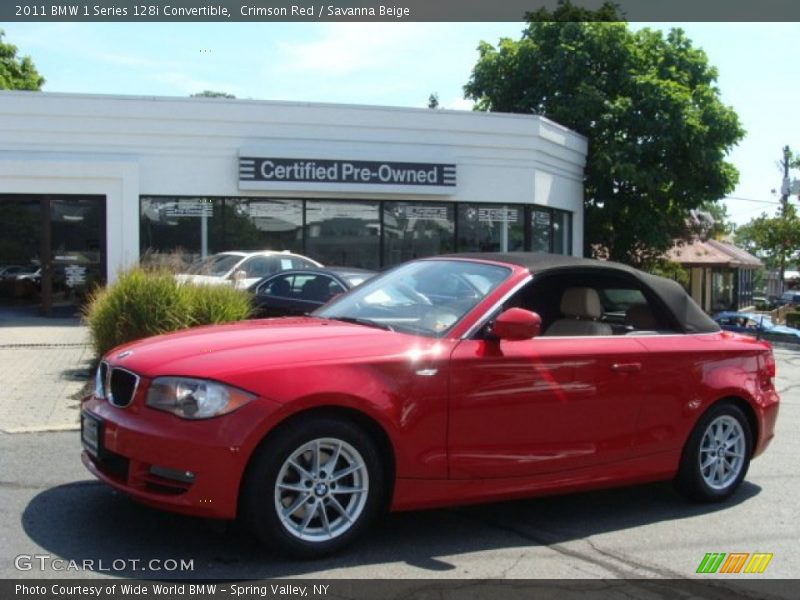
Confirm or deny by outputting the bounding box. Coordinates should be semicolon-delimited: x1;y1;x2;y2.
81;253;779;557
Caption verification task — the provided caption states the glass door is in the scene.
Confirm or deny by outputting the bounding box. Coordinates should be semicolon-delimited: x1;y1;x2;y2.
46;196;106;316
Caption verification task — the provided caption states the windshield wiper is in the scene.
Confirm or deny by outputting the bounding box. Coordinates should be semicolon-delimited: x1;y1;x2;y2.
324;316;395;332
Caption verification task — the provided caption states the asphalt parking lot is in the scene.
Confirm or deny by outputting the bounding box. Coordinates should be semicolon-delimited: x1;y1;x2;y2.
0;346;798;585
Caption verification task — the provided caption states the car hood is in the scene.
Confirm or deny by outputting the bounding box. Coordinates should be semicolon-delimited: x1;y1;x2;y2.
106;317;434;381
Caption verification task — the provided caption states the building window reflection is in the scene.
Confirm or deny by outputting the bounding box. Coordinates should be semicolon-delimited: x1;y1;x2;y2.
305;200;381;269
530;209;552;253
225;199;303;254
553;210;571;255
140;197;573;269
140;197;223;267
457;204;524;253
383;202;454;266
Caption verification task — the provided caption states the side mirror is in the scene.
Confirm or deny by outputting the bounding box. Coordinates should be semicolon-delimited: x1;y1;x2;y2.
492;308;542;341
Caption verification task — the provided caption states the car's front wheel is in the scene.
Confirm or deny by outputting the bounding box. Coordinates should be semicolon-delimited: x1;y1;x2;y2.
241;416;386;558
674;401;752;502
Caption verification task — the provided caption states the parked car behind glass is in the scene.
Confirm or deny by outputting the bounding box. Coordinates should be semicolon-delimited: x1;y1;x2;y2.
175;251;322;290
252;267;376;317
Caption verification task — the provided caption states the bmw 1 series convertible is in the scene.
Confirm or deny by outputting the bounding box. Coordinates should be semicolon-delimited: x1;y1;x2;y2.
81;253;779;557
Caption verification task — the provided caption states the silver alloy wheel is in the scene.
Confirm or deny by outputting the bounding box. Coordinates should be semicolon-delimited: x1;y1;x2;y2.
698;415;746;490
274;437;369;542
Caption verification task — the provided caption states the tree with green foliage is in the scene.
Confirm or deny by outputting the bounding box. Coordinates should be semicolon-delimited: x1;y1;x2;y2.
734;147;800;289
464;1;744;268
693;200;734;240
0;30;44;90
734;204;800;285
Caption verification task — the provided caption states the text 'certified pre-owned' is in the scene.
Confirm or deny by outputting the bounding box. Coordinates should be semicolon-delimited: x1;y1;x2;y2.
239;157;457;188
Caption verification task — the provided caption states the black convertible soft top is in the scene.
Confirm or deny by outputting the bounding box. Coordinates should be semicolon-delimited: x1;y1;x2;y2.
445;252;720;334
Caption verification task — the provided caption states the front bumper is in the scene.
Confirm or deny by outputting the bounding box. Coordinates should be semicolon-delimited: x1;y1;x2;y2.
81;394;274;519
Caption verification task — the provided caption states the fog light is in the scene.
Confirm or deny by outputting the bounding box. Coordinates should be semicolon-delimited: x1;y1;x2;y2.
149;465;195;483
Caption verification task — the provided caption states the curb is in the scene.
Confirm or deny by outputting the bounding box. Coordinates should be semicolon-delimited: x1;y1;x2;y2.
2;423;80;434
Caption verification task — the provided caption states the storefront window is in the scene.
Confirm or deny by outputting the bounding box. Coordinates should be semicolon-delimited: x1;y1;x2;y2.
140;197;223;268
552;209;572;255
456;204;524;253
224;198;303;254
140;197;573;269
737;268;754;309
711;269;735;312
530;209;552;253
305;200;381;269
140;197;304;268
383;202;454;266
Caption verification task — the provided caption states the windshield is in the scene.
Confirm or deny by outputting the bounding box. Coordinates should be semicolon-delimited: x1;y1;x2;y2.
315;260;511;337
186;253;242;276
759;317;775;329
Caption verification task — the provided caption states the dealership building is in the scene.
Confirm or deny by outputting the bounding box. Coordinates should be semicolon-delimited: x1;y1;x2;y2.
0;91;586;308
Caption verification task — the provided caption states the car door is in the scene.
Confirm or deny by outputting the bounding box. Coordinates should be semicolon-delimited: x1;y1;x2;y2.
448;334;650;479
238;256;277;289
255;273;306;317
625;333;712;458
297;274;345;311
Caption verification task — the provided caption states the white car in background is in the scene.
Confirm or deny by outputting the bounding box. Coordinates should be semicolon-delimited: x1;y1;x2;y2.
176;251;322;290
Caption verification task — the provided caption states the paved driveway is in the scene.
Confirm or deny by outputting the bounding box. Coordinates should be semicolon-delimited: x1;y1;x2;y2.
0;306;92;432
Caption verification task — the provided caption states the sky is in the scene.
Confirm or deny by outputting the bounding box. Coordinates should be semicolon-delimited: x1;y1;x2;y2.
3;21;800;227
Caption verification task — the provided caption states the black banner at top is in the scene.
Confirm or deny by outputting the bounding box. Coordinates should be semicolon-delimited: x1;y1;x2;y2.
4;0;800;22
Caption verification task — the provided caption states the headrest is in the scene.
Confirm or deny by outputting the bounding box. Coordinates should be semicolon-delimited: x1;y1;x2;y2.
560;287;603;320
625;303;658;330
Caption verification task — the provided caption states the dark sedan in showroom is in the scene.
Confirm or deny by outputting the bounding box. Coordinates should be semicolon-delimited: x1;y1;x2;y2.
81;253;779;558
251;267;376;317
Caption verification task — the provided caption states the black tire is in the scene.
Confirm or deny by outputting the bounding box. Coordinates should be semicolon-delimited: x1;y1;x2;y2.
674;401;753;502
240;416;386;558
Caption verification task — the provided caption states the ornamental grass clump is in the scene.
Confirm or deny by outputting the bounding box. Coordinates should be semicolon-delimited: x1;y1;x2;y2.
84;267;251;357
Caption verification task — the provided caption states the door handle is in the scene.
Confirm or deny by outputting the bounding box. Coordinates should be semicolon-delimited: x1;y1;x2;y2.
610;362;642;373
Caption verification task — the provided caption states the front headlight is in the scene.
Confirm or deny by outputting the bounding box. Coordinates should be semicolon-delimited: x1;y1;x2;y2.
94;365;104;398
145;377;256;419
94;362;107;398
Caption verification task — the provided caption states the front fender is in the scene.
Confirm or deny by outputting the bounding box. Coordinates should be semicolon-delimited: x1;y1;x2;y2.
236;360;450;481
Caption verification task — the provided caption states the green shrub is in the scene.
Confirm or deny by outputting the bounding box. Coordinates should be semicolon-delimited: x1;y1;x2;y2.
83;267;251;357
188;283;254;325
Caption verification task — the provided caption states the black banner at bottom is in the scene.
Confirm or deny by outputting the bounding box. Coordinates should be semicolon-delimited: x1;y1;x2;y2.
4;579;799;600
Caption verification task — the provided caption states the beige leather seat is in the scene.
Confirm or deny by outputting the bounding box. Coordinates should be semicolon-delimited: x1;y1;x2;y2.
545;287;613;336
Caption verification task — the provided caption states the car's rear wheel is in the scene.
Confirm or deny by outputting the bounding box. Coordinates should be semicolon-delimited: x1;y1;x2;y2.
674;402;752;502
241;416;385;558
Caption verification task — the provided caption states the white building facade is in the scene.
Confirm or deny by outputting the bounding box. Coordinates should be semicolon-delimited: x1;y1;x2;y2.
0;92;586;292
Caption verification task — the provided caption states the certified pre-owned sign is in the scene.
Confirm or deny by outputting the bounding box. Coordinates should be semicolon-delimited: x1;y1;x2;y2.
239;157;456;194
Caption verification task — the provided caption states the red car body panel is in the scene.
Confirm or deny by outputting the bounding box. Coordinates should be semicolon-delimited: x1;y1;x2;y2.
81;260;779;520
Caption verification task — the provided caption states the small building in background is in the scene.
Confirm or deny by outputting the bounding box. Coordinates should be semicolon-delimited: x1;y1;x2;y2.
667;239;762;313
